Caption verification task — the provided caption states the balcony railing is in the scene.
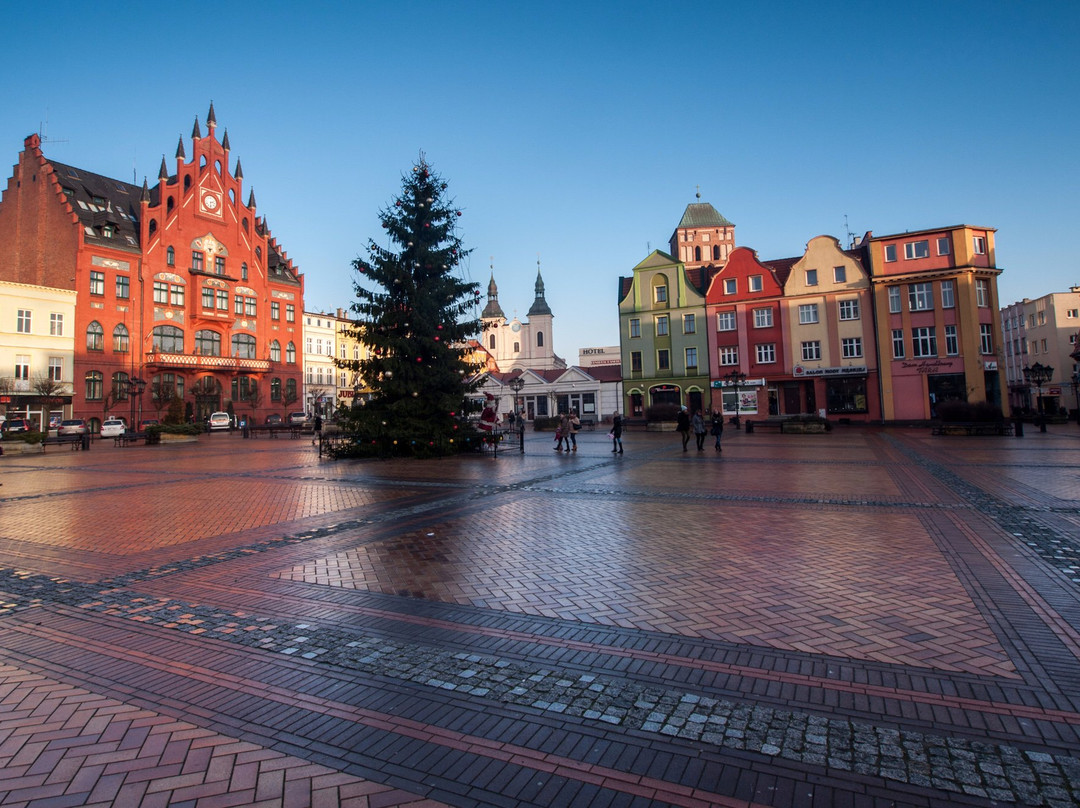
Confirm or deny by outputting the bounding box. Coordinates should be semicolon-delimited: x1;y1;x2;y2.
146;352;271;372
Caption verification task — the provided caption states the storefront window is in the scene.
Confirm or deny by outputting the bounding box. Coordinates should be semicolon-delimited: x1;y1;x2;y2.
825;377;868;413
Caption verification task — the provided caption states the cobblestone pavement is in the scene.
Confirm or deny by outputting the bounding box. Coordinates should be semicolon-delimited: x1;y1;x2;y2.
1;425;1080;806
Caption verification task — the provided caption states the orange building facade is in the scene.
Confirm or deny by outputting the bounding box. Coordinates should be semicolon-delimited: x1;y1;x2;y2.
0;106;304;429
865;225;1004;421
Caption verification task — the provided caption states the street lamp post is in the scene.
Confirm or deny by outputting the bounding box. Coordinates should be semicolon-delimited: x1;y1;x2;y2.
127;376;146;430
1022;363;1053;433
725;369;747;430
508;376;525;453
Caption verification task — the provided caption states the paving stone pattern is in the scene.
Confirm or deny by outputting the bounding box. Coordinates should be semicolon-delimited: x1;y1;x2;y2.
1;427;1080;806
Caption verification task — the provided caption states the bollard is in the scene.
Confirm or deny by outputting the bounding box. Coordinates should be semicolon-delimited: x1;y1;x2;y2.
1014;417;1023;438
81;433;90;450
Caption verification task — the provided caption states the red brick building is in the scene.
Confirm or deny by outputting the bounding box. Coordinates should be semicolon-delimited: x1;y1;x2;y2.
0;105;304;429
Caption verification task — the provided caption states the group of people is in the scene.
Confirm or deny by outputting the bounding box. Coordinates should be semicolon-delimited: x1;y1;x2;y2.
676;406;723;452
554;410;581;451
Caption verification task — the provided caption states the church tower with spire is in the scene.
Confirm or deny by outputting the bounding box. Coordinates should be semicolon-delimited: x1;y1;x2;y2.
479;258;565;372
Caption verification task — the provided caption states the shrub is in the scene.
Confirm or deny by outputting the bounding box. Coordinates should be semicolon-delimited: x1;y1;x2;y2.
645;403;680;422
532;416;559;432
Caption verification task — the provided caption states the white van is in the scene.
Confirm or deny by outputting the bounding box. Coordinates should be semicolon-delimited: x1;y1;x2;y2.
208;412;232;430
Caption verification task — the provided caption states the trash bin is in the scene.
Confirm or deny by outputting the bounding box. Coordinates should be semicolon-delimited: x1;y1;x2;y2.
81;433;90;450
1013;416;1024;438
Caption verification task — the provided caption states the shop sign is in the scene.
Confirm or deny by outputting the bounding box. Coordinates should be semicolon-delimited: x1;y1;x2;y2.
983;360;998;370
792;365;867;378
710;378;766;388
900;359;955;374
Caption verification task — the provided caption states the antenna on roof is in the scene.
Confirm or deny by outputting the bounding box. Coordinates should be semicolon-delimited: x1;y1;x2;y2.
696;185;701;200
844;214;854;248
38;109;68;146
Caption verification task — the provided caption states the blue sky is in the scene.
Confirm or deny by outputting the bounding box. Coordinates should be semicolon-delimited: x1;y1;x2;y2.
3;1;1077;361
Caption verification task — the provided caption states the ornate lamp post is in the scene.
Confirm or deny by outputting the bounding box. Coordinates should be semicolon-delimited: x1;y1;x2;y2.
508;376;525;453
724;369;747;430
1022;363;1053;433
126;376;146;429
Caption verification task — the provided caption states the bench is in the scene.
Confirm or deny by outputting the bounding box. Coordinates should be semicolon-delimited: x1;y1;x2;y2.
43;434;84;450
577;419;596;431
248;424;291;439
114;432;145;447
744;419;783;434
931;422;1015;436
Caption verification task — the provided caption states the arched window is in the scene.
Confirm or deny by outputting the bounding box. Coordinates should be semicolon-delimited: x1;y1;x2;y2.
242;217;248;232
271;377;282;401
113;324;129;352
153;325;184;353
255;246;262;261
231;333;256;358
152;373;184;402
199;156;207;171
229;188;236;204
489;334;496;350
537;331;544;347
713;245;720;260
184;176;191;191
167;197;175;215
270;339;281;362
286;342;296;364
285;378;297;401
241;262;248;281
85;370;103;401
194;330;222;356
215;160;222;174
694;246;702;262
112;371;130;400
166;245;175;266
148;219;158;237
86;321;104;351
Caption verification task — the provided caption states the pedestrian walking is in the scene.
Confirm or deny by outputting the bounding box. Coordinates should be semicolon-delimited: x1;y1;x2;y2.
610;411;623;453
568;410;580;452
555;412;571;451
691;409;707;451
676;406;691;451
312;414;323;445
710;409;724;452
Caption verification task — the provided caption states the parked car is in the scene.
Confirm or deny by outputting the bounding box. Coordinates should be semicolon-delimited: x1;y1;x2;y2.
265;413;283;425
100;418;127;438
57;419;87;436
288;411;308;425
140;419;160;430
5;418;32;434
208;412;232;431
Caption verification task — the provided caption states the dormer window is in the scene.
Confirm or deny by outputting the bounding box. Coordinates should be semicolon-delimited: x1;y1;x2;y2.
101;225;114;238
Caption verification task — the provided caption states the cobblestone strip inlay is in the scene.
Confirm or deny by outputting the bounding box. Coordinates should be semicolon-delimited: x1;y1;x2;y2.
886;436;1080;585
1;570;1078;805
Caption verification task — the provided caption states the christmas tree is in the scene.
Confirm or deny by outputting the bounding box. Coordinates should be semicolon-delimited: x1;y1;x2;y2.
335;155;484;457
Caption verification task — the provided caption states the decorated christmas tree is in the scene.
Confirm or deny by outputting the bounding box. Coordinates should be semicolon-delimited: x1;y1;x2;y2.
335;155;484;456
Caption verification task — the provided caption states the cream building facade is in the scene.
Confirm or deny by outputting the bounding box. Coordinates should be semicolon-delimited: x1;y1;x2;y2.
0;281;76;429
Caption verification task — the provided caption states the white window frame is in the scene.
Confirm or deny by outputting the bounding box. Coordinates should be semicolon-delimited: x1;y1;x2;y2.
884;244;897;263
654;284;668;304
891;329;905;359
888;286;901;313
833;266;846;283
973;236;987;255
17;309;32;334
904;240;930;260
683;313;696;334
798;303;819;324
944;324;958;356
802;341;821;361
755;343;776;364
719;346;738;366
655;315;669;337
749;275;763;292
913;326;937;358
940;280;955;309
50;312;64;336
841;337;863;359
976;279;989;307
629;318;640;338
657;348;670;370
838;299;859;321
716;311;736;331
937;237;950;256
685;346;698;369
980;323;993;354
753;308;773;328
805;269;818;286
908;282;933;311
724;278;737;295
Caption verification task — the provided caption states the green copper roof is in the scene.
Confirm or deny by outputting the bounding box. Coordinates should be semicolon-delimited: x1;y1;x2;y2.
677;202;733;229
